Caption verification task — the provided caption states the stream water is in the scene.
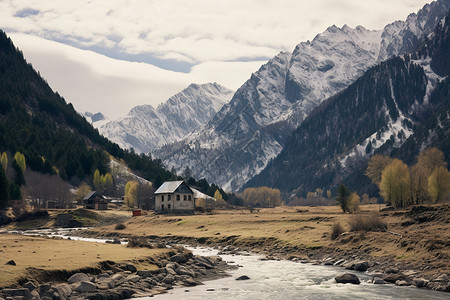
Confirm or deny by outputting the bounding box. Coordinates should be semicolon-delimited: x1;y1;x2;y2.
2;229;446;299
146;247;446;300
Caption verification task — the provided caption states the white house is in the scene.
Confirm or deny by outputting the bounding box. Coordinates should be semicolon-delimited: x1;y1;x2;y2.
154;181;195;212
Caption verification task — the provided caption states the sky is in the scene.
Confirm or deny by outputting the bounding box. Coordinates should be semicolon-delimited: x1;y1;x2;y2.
0;0;432;119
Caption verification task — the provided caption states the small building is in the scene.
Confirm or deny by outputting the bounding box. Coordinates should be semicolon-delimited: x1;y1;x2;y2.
83;191;106;210
154;181;194;212
192;188;216;211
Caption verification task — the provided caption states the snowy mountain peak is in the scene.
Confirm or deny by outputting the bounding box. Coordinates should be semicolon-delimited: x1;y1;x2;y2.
99;83;234;153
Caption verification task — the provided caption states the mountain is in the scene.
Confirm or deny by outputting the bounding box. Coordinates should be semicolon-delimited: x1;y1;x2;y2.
84;111;108;128
245;10;450;198
155;0;450;191
0;30;174;187
99;83;233;154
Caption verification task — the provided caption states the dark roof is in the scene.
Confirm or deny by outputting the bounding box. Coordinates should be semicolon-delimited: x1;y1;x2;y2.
154;181;193;194
83;191;104;201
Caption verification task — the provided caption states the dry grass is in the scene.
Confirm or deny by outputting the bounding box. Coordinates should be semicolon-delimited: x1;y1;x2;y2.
0;234;169;287
347;213;387;231
331;222;344;240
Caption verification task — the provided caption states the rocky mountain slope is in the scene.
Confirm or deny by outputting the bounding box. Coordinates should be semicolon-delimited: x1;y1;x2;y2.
155;0;450;191
99;83;233;154
246;10;450;198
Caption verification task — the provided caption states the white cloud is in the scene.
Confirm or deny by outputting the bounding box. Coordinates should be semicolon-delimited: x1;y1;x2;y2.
1;0;432;120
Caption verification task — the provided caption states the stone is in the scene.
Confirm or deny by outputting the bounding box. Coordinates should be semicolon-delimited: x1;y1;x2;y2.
38;284;51;296
163;274;175;284
120;263;137;273
74;281;97;293
382;273;408;283
170;254;187;264
236;275;250;281
136;270;154;278
176;266;195;278
373;277;387;284
5;259;16;265
333;259;346;266
30;289;40;300
3;288;32;300
432;274;448;283
126;274;141;282
166;267;177;276
353;261;369;272
67;273;89;284
413;277;429;288
54;283;72;299
395;280;410;286
334;273;360;284
22;281;37;291
182;278;201;287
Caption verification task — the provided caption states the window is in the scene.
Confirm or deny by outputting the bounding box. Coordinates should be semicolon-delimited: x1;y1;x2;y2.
168;204;171;209
168;195;171;200
188;195;192;201
176;195;180;201
183;195;187;201
161;195;164;202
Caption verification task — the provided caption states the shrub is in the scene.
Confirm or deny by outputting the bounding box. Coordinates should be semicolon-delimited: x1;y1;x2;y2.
331;222;344;240
15;210;49;222
115;223;126;230
127;237;153;248
348;213;387;231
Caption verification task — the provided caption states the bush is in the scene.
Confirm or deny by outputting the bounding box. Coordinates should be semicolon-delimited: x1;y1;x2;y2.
15;210;49;222
115;223;126;230
348;213;387;231
331;222;344;240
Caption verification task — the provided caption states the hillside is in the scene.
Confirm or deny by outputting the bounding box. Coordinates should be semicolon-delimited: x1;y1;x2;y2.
0;30;173;190
246;11;450;198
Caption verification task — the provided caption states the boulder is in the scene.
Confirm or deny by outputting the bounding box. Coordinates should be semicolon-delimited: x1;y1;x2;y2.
176;266;195;277
3;288;32;300
120;263;137;273
413;277;429;288
163;274;175;284
333;259;346;266
335;273;360;284
373;277;387;284
30;289;40;300
382;273;408;283
182;278;201;287
126;274;141;282
22;281;37;291
166;267;177;276
236;275;250;281
353;261;369;272
170;254;187;264
74;281;97;293
5;259;16;266
395;280;410;286
68;272;89;284
38;284;51;296
54;283;72;298
432;274;448;283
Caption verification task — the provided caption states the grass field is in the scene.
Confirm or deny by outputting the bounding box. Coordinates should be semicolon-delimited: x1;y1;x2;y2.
0;234;169;287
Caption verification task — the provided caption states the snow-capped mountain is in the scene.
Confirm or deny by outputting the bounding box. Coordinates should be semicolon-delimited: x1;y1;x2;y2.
84;111;109;128
246;10;450;197
155;0;449;192
99;83;233;153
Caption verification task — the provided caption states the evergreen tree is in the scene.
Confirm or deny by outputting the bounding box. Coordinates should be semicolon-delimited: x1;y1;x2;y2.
0;167;9;209
336;184;351;213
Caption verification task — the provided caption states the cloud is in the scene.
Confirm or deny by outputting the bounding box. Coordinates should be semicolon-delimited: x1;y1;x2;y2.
1;0;431;70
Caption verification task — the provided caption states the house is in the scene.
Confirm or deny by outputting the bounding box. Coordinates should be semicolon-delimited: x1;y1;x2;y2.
154;181;195;212
191;188;216;211
83;191;106;209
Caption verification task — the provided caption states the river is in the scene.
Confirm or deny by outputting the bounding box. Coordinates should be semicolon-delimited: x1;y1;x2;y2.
3;229;446;299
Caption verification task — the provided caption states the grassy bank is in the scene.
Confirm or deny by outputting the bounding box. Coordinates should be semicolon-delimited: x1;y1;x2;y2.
0;234;169;288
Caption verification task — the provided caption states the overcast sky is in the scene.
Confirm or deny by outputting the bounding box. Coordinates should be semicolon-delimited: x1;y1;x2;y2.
1;0;431;119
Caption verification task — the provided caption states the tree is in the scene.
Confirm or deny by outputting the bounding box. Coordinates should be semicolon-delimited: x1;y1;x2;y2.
125;181;138;207
417;148;447;176
214;189;223;202
348;192;360;213
366;154;392;187
0;152;7;173
13;152;26;173
336;184;351;213
0;167;9;209
428;166;450;203
76;182;92;200
380;159;411;207
93;169;101;190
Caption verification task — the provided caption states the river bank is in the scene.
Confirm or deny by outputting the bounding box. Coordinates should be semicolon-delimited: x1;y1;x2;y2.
0;233;235;299
75;204;450;293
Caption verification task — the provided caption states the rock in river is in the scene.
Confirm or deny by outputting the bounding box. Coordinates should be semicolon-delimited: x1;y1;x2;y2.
335;273;360;284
